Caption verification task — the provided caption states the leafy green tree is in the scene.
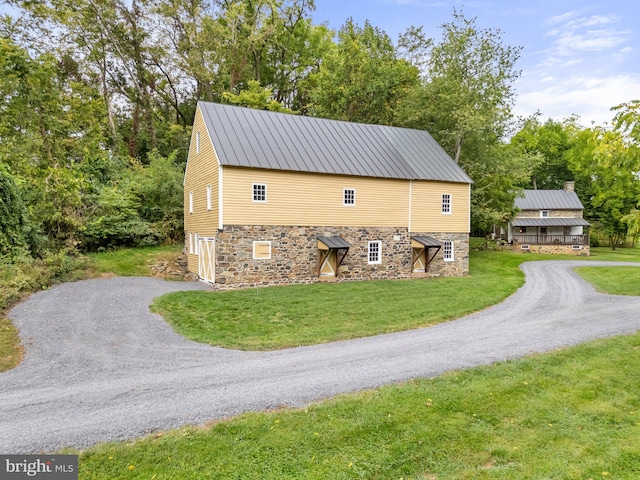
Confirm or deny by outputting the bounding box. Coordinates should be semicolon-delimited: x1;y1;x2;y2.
397;10;524;233
568;127;640;249
222;79;291;111
309;19;419;125
0;165;33;258
510;115;578;190
399;10;521;163
260;2;333;112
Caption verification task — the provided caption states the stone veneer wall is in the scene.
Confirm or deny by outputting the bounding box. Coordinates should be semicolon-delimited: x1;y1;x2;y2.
517;209;583;218
515;243;590;256
213;225;469;290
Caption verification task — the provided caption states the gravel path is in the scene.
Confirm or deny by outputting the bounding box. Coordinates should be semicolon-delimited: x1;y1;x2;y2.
2;261;640;454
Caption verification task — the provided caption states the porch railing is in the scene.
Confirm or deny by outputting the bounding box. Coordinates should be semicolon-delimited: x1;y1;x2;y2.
513;234;589;245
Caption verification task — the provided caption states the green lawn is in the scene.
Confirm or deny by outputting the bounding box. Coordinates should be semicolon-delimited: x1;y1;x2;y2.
575;266;640;296
152;250;528;350
154;248;621;351
77;332;640;479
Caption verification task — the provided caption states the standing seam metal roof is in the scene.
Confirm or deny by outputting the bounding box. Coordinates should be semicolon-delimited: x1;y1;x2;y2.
515;190;585;210
198;102;473;184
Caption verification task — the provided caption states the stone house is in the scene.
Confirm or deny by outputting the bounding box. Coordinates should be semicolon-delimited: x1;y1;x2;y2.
183;102;474;289
508;181;591;255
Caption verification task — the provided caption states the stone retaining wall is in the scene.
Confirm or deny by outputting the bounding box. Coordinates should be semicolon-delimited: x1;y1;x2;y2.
212;225;469;290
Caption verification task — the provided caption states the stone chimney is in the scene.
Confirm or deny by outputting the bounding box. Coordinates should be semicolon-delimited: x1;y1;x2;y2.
563;181;575;193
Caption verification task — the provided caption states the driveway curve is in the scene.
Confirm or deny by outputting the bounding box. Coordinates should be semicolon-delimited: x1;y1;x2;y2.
2;261;640;453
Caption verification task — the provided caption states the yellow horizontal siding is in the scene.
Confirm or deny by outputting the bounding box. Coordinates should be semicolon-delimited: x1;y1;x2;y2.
184;106;220;272
411;181;470;233
223;167;410;227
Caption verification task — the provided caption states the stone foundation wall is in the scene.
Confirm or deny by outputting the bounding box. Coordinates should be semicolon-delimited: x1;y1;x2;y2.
514;243;590;256
211;225;469;290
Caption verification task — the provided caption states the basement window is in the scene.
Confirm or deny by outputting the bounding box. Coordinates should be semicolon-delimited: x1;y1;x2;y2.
443;240;454;261
368;241;381;264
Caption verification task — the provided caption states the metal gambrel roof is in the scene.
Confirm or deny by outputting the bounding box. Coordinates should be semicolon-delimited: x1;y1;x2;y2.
512;218;591;227
515;190;584;210
198;102;473;184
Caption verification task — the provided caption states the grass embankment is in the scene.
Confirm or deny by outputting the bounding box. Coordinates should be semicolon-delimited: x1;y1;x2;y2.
87;244;183;277
78;333;640;479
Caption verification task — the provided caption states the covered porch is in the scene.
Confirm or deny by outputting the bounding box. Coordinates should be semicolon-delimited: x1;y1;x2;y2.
510;218;590;246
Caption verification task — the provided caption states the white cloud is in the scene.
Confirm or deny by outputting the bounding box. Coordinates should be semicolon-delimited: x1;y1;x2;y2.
541;13;631;68
514;74;640;127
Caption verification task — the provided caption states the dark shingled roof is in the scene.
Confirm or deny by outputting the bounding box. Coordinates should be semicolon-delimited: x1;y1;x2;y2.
512;218;591;227
515;190;584;210
198;102;473;184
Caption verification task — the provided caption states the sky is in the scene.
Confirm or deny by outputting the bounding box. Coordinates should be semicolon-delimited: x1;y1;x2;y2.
312;0;640;128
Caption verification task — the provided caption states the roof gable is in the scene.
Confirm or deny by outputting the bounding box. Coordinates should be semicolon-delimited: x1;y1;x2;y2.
197;102;472;184
515;190;584;210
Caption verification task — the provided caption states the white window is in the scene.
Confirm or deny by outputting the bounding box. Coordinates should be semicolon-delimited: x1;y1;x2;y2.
344;188;355;206
253;183;267;203
206;185;212;210
188;233;193;254
194;233;199;255
540;210;549;218
189;191;193;213
368;241;382;264
196;132;200;154
443;241;454;261
253;241;272;260
442;194;451;214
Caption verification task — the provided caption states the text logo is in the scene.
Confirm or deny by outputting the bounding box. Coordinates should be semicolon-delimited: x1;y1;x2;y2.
1;455;78;479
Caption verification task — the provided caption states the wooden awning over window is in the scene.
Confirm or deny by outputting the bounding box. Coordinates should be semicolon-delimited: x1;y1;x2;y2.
317;236;351;277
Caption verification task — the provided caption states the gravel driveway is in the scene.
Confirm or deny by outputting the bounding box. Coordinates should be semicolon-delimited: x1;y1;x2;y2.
2;261;640;454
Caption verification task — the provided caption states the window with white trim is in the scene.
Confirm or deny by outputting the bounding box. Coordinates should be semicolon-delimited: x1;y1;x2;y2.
253;241;272;259
195;132;200;154
343;188;355;206
253;183;267;202
189;191;193;213
368;241;382;264
540;210;549;218
194;233;199;255
442;194;451;214
206;185;212;210
188;233;193;254
443;240;454;261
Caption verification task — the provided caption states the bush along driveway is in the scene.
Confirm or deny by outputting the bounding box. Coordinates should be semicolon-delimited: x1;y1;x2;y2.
1;261;640;453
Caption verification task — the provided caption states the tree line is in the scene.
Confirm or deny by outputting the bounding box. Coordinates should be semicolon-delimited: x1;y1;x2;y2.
1;0;639;262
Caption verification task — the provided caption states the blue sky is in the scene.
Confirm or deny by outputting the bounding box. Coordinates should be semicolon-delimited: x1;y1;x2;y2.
312;0;640;127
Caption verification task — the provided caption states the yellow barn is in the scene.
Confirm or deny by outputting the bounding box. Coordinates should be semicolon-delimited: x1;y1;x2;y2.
184;102;473;289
